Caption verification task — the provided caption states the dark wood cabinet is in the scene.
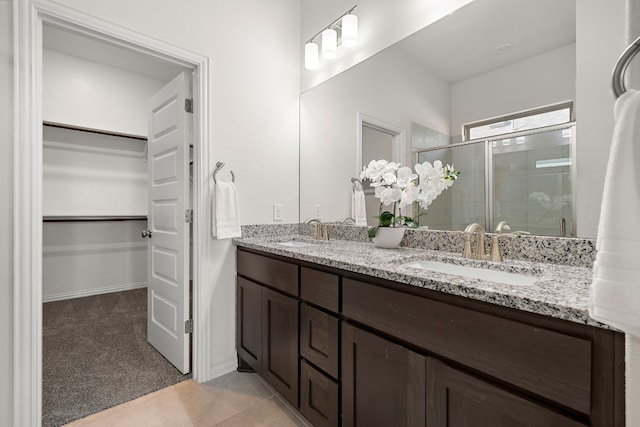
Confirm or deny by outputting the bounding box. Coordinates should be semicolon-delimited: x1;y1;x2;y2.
261;287;299;406
236;248;624;427
300;303;340;379
342;323;426;427
236;277;262;372
236;250;300;407
427;358;587;427
300;360;339;427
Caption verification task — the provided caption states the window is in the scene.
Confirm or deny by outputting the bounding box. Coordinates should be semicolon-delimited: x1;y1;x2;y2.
464;102;573;141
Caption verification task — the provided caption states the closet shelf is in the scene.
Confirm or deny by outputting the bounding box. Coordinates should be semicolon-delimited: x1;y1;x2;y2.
44;215;148;222
43;121;147;141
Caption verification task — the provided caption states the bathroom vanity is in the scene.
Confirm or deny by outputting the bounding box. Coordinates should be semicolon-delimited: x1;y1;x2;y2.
234;234;624;427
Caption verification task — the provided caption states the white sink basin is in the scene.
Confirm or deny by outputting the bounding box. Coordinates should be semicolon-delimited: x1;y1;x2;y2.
276;240;315;248
404;260;538;286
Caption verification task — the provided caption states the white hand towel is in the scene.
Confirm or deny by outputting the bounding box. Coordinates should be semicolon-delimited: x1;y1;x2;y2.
211;181;241;239
590;89;640;337
352;188;367;226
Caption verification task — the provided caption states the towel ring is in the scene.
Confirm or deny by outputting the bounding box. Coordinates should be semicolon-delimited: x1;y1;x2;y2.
351;177;363;191
212;162;235;183
612;34;640;98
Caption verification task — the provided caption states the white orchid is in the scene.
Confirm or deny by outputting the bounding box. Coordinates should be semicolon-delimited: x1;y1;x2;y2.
360;158;459;231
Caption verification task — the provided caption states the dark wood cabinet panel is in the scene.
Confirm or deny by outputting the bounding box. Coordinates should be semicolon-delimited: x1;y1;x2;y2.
300;360;339;427
427;358;587;427
237;250;298;296
301;267;340;313
343;278;592;415
262;287;299;407
236;248;624;427
300;303;340;379
342;322;426;427
236;277;262;372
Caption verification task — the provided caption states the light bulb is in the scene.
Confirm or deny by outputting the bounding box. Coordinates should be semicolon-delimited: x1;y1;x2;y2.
342;14;358;48
304;42;319;70
322;28;337;60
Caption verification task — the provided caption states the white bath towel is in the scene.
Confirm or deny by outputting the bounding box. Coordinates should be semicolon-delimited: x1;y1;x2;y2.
352;188;367;226
212;181;241;239
590;89;640;337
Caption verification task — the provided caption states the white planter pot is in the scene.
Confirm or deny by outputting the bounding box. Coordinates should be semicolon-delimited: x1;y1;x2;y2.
372;227;405;248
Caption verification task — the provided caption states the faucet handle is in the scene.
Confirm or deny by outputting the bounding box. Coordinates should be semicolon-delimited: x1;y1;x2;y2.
490;233;517;262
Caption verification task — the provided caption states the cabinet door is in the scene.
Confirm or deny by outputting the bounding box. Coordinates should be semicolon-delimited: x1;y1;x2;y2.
236;277;262;372
262;287;299;407
300;360;339;427
300;303;340;379
427;358;587;427
342;323;426;427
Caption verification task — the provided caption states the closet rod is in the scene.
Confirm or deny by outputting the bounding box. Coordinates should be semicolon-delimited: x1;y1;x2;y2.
43;121;147;141
43;215;148;222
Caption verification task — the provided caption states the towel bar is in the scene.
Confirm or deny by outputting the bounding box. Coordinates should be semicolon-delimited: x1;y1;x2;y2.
612;34;640;98
212;161;235;183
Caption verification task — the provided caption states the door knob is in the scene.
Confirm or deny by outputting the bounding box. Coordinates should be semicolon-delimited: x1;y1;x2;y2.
141;229;153;238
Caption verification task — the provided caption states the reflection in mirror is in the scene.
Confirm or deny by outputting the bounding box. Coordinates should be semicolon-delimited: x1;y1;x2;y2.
417;121;575;237
299;0;576;235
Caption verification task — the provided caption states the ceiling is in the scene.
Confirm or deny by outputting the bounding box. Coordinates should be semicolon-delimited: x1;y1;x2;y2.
397;0;576;83
43;24;189;82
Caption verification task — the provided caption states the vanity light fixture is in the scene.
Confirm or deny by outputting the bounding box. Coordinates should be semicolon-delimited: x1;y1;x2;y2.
322;28;337;59
304;5;358;70
341;13;358;48
305;42;319;70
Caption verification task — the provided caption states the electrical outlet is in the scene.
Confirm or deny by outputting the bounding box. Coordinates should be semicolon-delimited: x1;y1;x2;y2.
313;204;322;220
273;204;283;221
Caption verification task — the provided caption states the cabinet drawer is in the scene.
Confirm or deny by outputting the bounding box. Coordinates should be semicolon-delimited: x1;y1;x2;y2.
300;303;339;379
300;267;340;312
427;358;587;426
237;250;298;296
343;278;592;415
300;361;339;427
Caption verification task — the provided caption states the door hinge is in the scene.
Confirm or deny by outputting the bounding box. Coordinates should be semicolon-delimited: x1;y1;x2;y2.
185;98;193;113
185;209;193;223
185;319;193;334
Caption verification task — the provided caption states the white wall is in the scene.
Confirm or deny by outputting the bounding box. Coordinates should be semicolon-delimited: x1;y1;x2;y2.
576;0;633;423
300;46;449;221
44;0;301;380
4;1;300;422
42;220;148;301
43;126;148;216
300;0;473;92
451;43;576;139
576;1;626;238
42;125;148;301
0;0;13;424
43;49;169;137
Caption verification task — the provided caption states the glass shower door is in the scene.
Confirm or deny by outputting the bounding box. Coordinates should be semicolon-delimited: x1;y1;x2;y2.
491;126;574;236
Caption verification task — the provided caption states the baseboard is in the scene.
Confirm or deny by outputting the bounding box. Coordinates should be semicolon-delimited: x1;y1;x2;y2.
43;281;148;303
208;358;238;380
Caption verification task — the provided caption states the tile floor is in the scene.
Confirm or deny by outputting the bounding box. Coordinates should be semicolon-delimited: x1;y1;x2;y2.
64;371;310;427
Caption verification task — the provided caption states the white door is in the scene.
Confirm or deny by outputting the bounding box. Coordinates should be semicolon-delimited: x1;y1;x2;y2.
146;72;192;374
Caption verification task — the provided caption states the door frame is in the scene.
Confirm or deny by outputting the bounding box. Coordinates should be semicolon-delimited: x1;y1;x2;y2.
14;1;211;425
356;112;406;173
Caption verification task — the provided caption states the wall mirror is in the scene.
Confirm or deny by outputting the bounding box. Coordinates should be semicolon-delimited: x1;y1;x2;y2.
299;0;578;237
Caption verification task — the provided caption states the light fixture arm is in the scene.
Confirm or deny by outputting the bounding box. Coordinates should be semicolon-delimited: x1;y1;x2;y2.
306;5;358;44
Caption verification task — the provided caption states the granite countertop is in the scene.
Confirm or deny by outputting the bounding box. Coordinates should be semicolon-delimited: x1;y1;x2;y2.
233;234;610;330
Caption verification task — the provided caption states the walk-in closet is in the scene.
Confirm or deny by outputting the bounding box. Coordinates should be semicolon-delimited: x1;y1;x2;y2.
42;25;192;427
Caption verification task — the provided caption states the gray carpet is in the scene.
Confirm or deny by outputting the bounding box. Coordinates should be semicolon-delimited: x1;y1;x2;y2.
43;288;191;427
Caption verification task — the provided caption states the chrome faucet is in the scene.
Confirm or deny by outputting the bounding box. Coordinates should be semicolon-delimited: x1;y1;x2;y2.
305;218;329;240
495;221;511;234
463;223;488;260
340;217;356;225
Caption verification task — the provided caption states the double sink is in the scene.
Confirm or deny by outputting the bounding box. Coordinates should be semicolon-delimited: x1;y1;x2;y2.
274;238;541;286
